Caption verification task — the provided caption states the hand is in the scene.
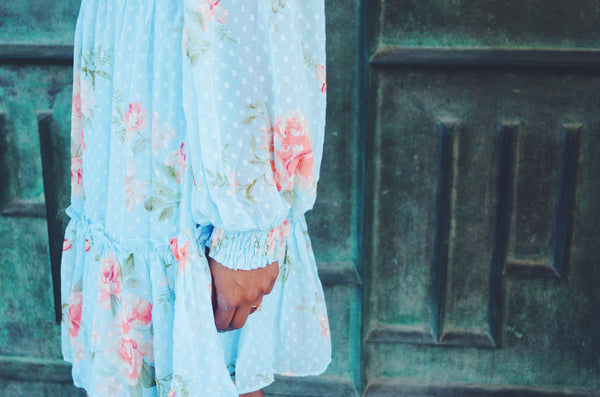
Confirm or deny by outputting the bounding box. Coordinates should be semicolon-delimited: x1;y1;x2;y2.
208;256;279;332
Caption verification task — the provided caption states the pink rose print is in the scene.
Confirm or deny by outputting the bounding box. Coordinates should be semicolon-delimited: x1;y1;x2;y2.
226;165;240;197
71;156;84;198
69;289;83;338
80;79;95;119
170;237;191;273
121;295;153;334
63;239;73;251
272;110;314;191
151;113;176;155
85;238;91;252
71;92;82;142
124;162;147;212
260;118;275;155
316;64;327;93
118;335;145;385
97;377;127;395
268;220;290;259
166;142;187;183
122;102;148;137
195;0;228;30
209;228;225;247
319;310;330;345
97;253;122;309
168;389;176;397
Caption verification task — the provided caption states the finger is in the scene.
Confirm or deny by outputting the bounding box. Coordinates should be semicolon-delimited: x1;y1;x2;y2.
228;305;251;330
263;261;279;295
264;281;275;296
214;303;235;331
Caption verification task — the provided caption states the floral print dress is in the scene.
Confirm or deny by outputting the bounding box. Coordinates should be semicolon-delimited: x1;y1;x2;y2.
61;1;330;395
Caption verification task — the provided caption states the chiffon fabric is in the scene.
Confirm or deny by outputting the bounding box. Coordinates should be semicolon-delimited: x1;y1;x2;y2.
61;1;330;395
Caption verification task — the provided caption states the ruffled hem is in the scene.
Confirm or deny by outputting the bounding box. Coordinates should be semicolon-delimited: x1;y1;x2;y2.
61;207;331;397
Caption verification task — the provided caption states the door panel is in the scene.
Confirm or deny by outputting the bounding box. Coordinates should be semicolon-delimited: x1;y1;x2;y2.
364;1;600;395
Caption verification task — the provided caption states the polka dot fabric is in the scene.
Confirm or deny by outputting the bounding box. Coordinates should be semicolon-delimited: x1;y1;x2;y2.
61;1;330;396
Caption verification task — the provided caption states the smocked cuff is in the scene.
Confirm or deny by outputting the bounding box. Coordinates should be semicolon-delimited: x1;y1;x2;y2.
207;221;290;271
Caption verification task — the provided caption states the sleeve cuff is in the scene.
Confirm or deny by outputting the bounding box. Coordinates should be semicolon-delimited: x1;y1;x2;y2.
208;221;290;270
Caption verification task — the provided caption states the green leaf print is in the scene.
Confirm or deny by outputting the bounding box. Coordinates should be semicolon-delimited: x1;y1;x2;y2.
123;254;135;276
81;44;113;88
283;190;295;206
157;373;173;397
244;179;259;203
129;384;143;397
216;24;239;43
144;195;167;211
157;163;179;182
144;173;181;222
132;138;150;155
242;116;256;125
159;205;176;222
124;278;141;289
141;361;157;388
61;303;69;324
110;295;120;317
185;29;213;67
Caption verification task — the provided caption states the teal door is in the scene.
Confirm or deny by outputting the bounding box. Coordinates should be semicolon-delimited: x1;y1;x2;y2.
363;1;600;395
2;1;599;397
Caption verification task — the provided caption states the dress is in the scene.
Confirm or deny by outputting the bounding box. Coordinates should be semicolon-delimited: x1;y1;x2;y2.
61;1;330;395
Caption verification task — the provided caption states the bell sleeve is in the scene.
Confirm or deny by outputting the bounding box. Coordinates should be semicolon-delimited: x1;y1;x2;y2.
181;0;327;270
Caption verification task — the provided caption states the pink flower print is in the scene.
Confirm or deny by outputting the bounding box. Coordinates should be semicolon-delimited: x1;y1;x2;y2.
72;339;86;364
97;377;127;395
124;294;153;328
168;389;176;397
151;113;176;155
267;220;290;259
80;79;95;119
260;118;275;155
85;238;91;252
118;335;145;385
316;64;327;93
97;253;122;310
226;166;240;197
210;228;225;247
80;131;86;152
71;156;84;198
166;142;187;183
170;237;191;273
319;310;331;345
272;110;314;191
68;289;83;338
195;0;228;30
63;239;73;251
319;310;330;345
71;91;82;142
182;28;189;51
124;162;147;212
122;102;148;137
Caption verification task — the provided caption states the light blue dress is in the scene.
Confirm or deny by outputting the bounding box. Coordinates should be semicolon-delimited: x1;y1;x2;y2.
61;1;330;395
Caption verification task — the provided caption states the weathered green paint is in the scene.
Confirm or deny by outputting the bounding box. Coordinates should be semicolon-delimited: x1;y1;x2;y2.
0;1;79;44
376;0;600;48
364;1;600;395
